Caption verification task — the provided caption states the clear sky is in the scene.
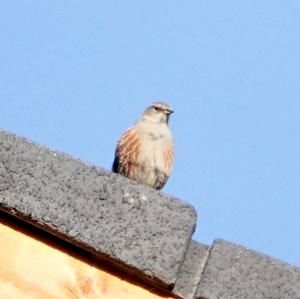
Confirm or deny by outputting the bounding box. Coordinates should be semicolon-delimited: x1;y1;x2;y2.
1;1;300;267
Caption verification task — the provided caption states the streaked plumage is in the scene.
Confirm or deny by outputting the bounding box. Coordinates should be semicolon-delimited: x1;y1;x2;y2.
112;102;174;190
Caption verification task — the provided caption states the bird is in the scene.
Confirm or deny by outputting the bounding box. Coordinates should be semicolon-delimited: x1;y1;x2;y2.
112;101;174;190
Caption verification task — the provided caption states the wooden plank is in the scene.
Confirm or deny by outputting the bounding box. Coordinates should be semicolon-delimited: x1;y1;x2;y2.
0;216;174;299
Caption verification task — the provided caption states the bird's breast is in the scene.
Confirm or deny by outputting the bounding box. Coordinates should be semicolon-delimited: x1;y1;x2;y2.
136;128;173;170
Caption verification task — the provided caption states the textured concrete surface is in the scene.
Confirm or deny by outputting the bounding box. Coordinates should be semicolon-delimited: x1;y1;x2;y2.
173;240;210;299
0;130;197;287
196;239;300;299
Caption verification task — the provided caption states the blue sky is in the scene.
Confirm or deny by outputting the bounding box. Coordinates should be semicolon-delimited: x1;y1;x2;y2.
1;1;300;266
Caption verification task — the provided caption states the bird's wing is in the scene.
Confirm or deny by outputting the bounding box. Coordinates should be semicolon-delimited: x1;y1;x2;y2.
112;126;141;177
163;145;174;176
154;146;174;190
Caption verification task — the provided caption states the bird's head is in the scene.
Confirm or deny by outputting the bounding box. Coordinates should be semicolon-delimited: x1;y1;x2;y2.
141;101;174;125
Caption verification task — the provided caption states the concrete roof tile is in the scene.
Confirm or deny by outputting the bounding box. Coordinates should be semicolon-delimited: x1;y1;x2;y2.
196;239;300;299
173;240;210;299
0;130;197;288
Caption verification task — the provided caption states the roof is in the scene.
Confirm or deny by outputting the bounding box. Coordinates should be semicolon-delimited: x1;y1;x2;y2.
0;129;300;299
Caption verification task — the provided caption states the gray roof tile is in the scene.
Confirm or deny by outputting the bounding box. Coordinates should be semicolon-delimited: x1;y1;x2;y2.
196;239;300;299
0;130;197;288
173;240;210;299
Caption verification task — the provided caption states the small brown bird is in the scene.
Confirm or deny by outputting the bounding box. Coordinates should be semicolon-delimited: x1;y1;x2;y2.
112;101;174;190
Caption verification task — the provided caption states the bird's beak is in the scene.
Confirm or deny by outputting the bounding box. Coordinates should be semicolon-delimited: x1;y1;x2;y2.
164;109;174;115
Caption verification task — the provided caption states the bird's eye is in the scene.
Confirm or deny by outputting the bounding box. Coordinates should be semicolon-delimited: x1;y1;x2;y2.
153;106;159;111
